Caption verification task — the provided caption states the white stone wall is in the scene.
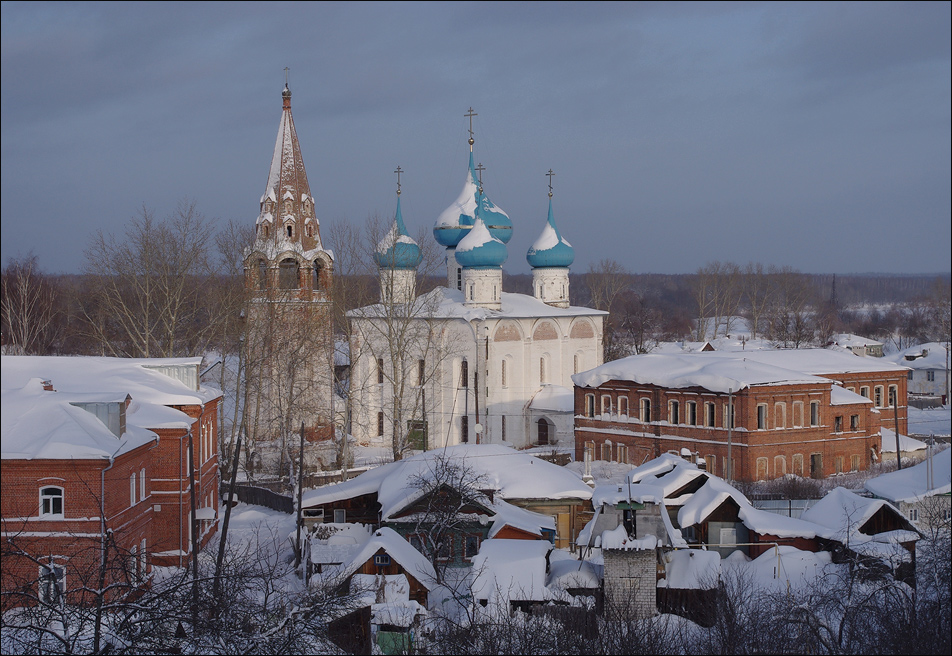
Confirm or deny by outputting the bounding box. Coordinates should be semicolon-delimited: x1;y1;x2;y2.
348;301;603;451
532;267;570;308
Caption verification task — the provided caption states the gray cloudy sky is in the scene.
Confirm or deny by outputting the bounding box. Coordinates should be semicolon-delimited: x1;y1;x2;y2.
2;1;950;275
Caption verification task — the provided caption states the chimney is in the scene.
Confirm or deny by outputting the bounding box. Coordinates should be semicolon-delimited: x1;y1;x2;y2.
41;380;54;392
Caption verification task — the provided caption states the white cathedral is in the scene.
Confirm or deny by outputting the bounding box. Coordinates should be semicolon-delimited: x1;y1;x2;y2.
348;128;606;456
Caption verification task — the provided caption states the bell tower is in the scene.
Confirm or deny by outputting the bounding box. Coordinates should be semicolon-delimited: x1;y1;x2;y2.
243;80;335;474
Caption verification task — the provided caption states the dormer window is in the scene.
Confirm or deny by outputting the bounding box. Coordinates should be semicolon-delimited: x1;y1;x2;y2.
265;199;274;214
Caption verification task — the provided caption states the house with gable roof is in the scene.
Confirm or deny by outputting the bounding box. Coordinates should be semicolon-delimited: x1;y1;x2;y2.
865;446;951;531
302;445;593;553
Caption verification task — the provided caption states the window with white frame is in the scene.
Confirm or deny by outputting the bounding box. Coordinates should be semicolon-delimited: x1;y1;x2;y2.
669;400;680;425
40;487;64;518
601;441;612;461
687;401;697;426
140;468;146;501
130;472;137;506
793;401;804;427
874;386;884;407
601;395;613;417
810;401;820;426
618;396;629;418
860;386;870;398
888;385;898;407
38;563;65;604
500;359;507;387
757;404;768;430
706;402;716;427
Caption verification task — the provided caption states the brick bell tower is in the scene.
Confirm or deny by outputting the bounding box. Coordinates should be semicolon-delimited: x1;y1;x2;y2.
243;81;335;473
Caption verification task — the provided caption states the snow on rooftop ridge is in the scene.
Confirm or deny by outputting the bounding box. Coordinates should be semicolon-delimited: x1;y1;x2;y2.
572;352;834;394
1;381;159;460
866;447;951;502
880;427;928;453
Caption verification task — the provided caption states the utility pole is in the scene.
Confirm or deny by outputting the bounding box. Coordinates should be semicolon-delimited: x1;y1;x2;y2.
727;388;733;483
295;422;305;567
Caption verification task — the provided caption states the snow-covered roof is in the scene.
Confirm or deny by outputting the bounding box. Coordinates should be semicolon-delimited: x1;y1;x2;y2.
547;550;601;590
528;384;574;413
865;447;951;502
1;355;219;406
880;427;928;453
1;379;158;460
471;539;553;602
315;527;437;589
659;548;721;589
830;333;884;349
572;352;831;394
830;385;873;406
348;286;605;322
1;355;219;461
890;342;950;370
801;487;902;536
487;499;556;539
302;445;592;513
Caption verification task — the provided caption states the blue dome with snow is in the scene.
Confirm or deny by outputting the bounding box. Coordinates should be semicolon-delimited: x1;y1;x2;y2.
455;215;507;268
433;153;478;247
526;198;574;268
374;197;422;270
478;187;512;244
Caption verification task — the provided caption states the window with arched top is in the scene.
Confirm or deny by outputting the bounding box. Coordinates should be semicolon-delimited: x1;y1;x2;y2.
278;258;299;290
313;261;323;290
286;224;293;238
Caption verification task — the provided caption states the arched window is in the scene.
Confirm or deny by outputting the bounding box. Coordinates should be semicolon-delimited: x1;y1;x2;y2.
313;260;323;290
278;258;299;290
540;357;547;384
501;359;507;387
286;224;293;238
130;472;137;506
40;487;64;517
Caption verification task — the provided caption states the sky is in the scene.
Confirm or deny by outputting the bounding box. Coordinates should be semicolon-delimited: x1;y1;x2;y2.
2;1;950;276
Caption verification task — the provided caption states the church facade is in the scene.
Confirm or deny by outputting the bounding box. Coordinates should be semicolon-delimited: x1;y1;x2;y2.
348;128;605;457
242;85;336;471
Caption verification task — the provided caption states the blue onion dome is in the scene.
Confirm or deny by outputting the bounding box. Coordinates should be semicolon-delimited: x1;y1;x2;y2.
455;215;508;268
433;152;479;247
374;196;422;269
527;198;575;268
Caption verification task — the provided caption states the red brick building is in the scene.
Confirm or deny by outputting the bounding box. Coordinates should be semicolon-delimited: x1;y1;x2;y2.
573;349;908;482
1;356;221;607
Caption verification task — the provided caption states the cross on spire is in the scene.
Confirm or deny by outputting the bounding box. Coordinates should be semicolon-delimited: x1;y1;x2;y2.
284;67;290;86
475;162;485;192
394;165;403;196
465;107;477;150
546;169;555;197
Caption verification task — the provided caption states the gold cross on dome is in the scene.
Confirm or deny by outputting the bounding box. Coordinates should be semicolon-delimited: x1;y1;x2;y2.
465;107;477;149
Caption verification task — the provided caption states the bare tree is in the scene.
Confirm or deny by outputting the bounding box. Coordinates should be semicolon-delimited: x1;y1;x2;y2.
1;254;60;355
692;261;743;341
341;214;460;462
81;200;228;358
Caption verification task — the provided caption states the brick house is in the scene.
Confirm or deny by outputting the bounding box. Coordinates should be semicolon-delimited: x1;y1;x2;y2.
573;349;908;482
1;356;222;607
